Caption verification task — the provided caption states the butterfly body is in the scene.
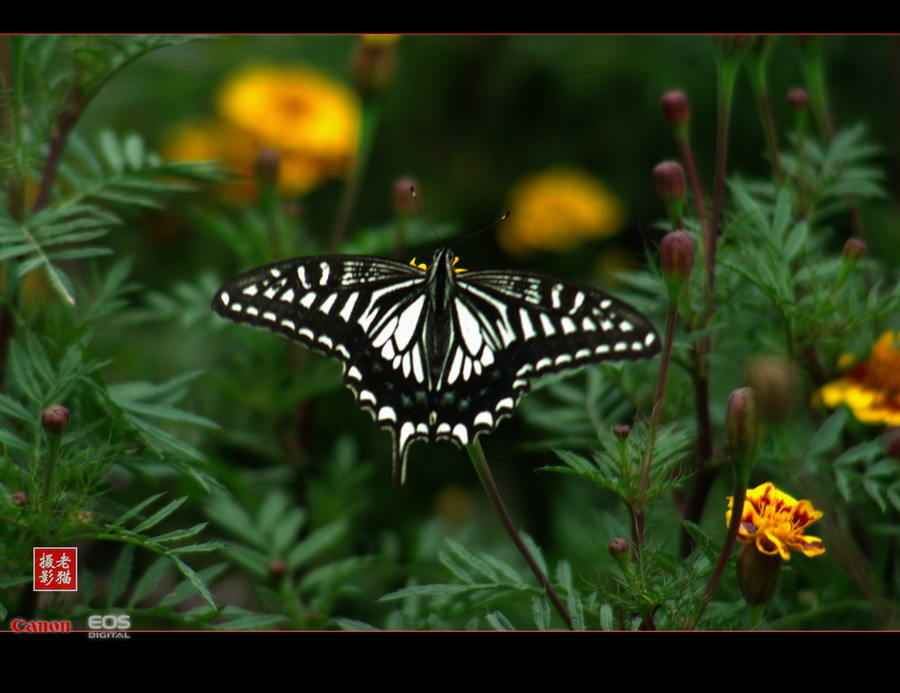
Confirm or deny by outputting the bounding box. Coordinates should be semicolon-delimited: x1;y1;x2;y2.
213;248;659;486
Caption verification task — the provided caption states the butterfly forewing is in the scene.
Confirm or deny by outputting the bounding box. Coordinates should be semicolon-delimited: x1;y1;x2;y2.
213;249;659;486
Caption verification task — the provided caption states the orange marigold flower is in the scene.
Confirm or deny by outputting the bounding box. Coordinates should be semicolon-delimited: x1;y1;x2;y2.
726;482;825;561
500;168;625;257
165;65;360;201
817;331;900;426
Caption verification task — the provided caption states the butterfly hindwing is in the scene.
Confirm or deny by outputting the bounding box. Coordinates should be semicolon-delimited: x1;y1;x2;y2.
213;249;659;485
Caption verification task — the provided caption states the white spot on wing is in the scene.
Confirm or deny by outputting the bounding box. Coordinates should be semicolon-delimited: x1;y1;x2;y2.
318;335;333;349
280;319;295;330
551;283;563;309
297;266;309;288
319;293;337;314
582;317;597;331
437;422;451;435
614;342;628;352
596;344;610;354
620;320;634;332
519;308;536;340
347;366;362;380
298;328;314;340
555;354;572;366
600;299;612;309
496;397;514;411
452;424;469;445
360;390;376;404
246;306;259;317
447;348;463;385
455;300;483;355
394;295;425;351
280;288;295;302
242;285;258;297
220;292;231;306
536;357;552;370
319;261;330;286
540;313;556;337
263;312;276;321
561;317;576;334
399;421;415;449
378;406;396;422
569;291;585;315
270;268;282;278
339;292;359;322
474;411;493;428
372;316;399;348
601;319;614;332
300;292;316;308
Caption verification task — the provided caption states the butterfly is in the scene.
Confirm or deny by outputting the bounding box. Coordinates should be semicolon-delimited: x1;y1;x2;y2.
212;247;660;486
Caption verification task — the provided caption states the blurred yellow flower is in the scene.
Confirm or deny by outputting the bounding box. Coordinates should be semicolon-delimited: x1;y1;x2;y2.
727;482;825;561
500;168;625;257
164;64;360;201
817;331;900;426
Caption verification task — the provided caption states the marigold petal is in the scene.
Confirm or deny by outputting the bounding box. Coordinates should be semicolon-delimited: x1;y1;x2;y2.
786;534;826;557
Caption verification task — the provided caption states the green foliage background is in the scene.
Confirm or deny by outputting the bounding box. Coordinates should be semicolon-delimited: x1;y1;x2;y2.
1;35;898;631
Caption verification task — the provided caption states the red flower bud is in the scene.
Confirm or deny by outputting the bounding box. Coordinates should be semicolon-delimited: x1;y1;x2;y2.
42;405;70;437
660;231;694;283
660;91;690;128
652;162;686;203
726;388;763;469
842;238;867;262
786;88;810;112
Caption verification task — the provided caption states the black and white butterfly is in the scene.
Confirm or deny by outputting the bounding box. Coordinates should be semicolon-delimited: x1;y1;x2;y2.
213;248;660;486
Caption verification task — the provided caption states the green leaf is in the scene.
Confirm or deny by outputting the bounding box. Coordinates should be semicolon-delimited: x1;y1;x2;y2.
486;611;516;631
532;595;551;631
168;556;217;610
285;520;347;570
599;603;614;631
808;409;848;457
111;492;166;527
132;496;188;533
106;545;134;607
127;557;170;608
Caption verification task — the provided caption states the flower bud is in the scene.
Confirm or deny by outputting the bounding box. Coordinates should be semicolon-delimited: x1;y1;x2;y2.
392;177;419;216
660;230;695;290
254;148;281;190
267;557;287;579
652;162;686;203
352;35;399;100
726;387;763;471
786;88;809;112
842;238;867;262
736;541;782;606
608;537;629;558
42;405;70;437
12;491;27;507
613;424;631;440
77;509;93;524
746;355;795;423
660;91;690;128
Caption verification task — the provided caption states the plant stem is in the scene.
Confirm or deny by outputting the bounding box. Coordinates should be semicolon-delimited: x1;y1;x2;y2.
331;101;380;251
635;299;678;545
466;440;574;630
688;472;746;630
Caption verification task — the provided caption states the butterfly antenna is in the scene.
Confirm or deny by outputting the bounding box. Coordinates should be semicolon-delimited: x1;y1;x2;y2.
409;186;442;245
452;210;511;250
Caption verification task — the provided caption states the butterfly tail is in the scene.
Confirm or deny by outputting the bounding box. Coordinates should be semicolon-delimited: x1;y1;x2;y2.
391;439;410;488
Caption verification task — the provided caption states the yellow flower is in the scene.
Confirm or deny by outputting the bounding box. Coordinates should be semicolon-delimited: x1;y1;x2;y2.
500;168;625;257
818;331;900;426
164;65;360;201
726;482;825;561
219;65;359;166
